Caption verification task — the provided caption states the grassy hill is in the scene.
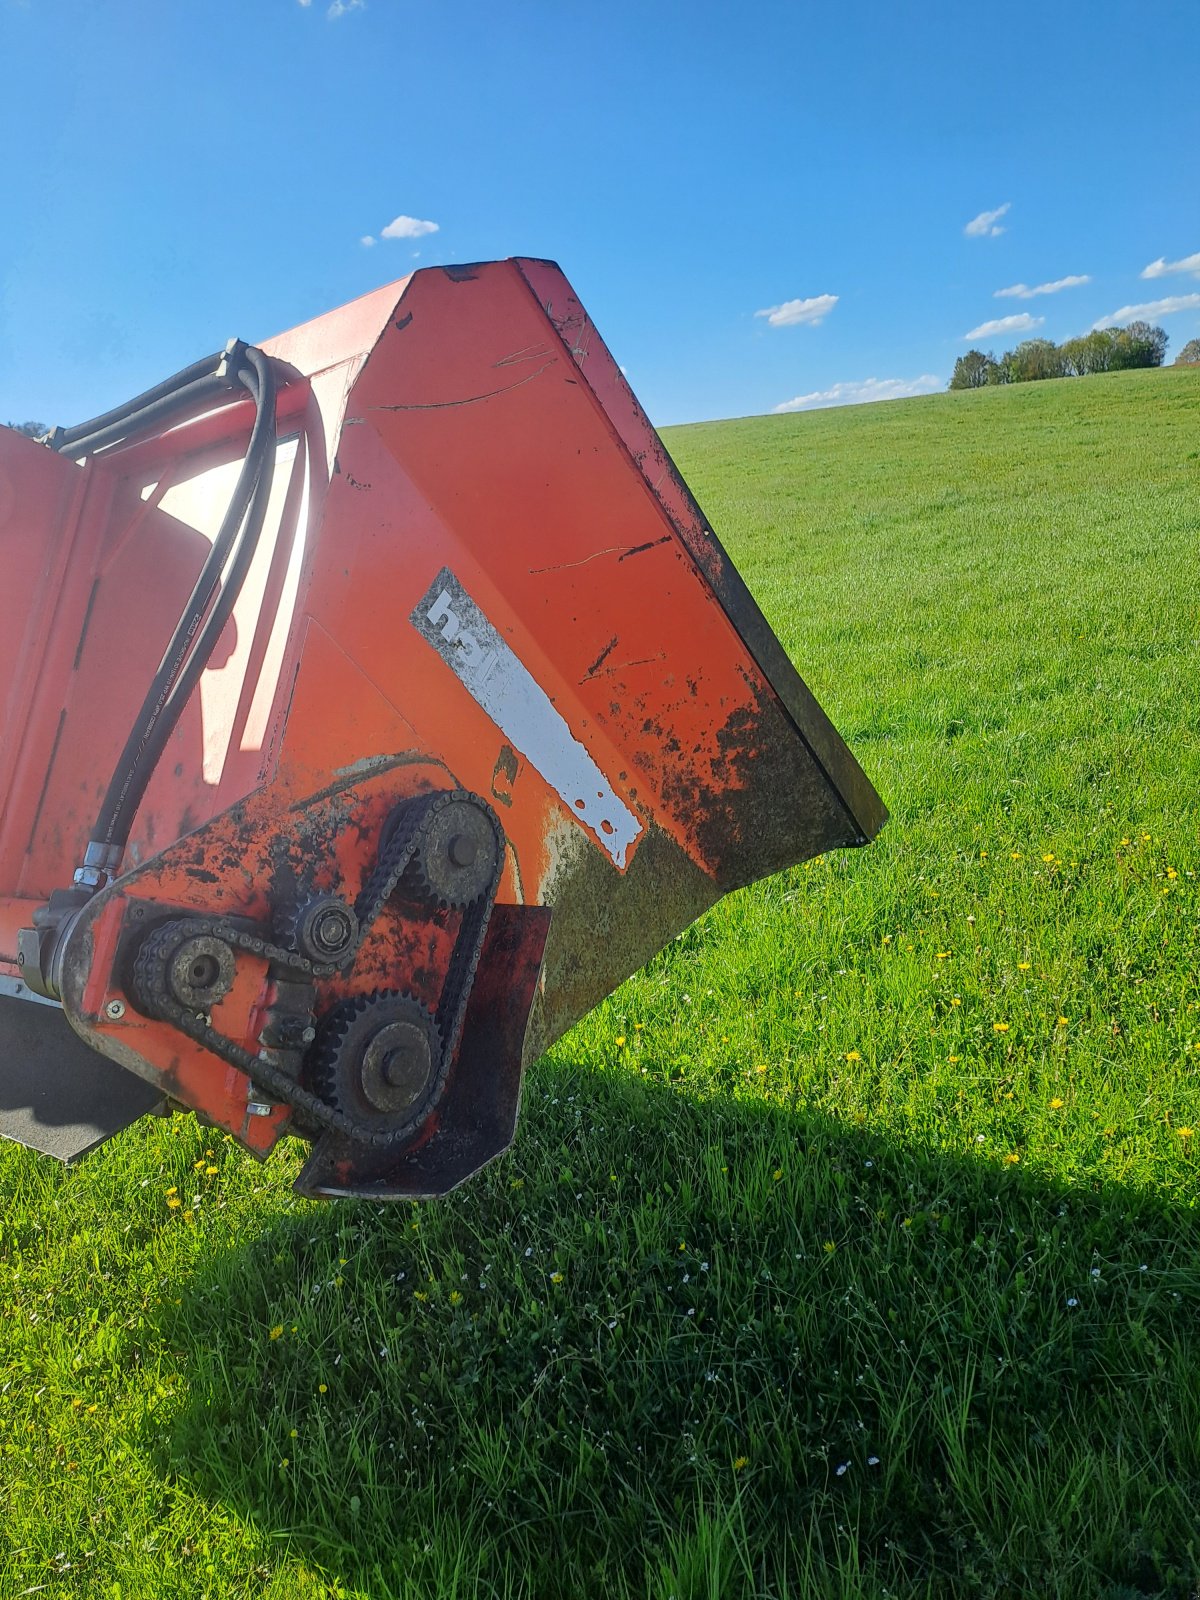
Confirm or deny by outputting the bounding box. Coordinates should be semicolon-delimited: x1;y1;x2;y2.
3;366;1200;1598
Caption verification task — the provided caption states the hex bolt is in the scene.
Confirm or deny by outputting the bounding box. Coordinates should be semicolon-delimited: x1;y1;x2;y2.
104;999;126;1021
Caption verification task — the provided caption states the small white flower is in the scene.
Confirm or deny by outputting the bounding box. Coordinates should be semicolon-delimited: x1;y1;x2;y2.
1066;1296;1079;1308
975;1134;985;1144
686;1307;695;1317
1090;1267;1101;1279
867;1456;880;1467
524;1247;533;1257
836;1462;849;1477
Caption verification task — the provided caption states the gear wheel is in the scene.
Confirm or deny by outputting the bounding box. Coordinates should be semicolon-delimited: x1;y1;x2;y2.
409;795;500;907
132;921;237;1015
308;990;444;1134
284;895;359;966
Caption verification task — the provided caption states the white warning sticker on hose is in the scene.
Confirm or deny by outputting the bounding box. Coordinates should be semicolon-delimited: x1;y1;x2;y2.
412;568;642;869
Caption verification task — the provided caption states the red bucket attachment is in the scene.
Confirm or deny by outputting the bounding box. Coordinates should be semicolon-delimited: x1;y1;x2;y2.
0;259;884;1196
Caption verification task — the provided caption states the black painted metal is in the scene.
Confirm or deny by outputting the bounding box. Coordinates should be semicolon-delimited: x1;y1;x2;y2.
0;994;162;1160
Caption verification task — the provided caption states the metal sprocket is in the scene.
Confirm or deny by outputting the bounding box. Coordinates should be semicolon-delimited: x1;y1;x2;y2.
308;990;444;1137
409;796;501;907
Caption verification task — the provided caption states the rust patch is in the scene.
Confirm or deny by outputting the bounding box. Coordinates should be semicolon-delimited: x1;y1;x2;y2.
617;535;672;562
491;743;519;808
581;635;619;682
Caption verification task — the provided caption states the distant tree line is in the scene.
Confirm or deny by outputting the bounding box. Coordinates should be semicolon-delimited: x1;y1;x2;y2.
1177;338;1200;366
3;421;47;437
950;322;1169;390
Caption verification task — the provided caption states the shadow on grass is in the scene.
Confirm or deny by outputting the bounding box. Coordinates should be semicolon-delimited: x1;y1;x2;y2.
154;1055;1200;1600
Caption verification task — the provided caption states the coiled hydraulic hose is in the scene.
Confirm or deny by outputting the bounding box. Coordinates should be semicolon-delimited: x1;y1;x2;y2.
48;341;278;885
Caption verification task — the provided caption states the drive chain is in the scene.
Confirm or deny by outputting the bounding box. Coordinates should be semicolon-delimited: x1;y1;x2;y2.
132;790;502;1145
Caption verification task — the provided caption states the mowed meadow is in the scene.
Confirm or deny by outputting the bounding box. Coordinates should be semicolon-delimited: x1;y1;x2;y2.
3;365;1200;1599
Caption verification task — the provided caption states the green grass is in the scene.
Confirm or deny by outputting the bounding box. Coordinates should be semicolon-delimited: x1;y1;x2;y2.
4;366;1200;1599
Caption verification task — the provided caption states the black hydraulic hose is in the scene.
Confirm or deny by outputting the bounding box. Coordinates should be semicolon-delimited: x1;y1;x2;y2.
81;344;278;876
57;372;234;461
54;351;224;448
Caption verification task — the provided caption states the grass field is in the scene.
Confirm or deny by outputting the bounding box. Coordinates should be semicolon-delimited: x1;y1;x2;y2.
3;365;1200;1599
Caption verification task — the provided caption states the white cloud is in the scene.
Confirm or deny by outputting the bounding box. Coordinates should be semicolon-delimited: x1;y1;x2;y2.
773;375;942;413
1092;294;1200;330
381;215;439;240
963;312;1043;341
995;275;1090;299
754;294;838;328
297;0;312;7
360;235;376;247
964;203;1010;239
1141;252;1200;280
327;0;364;14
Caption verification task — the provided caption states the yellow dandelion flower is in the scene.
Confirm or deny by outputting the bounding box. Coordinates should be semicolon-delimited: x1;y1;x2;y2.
1011;851;1022;860
1049;1097;1064;1110
634;1022;644;1031
951;996;961;1007
165;1187;177;1196
549;1272;563;1285
948;1055;961;1063
993;1022;1009;1033
772;1168;783;1181
1003;1153;1020;1166
449;1289;463;1303
1179;1127;1194;1139
1042;853;1056;863
823;1240;836;1254
882;935;892;944
936;952;951;960
1142;833;1151;842
733;1456;749;1471
1057;1017;1068;1027
290;1428;298;1438
845;1049;862;1062
204;1165;218;1176
268;1325;283;1340
281;1458;289;1469
755;1063;768;1074
678;1241;687;1251
614;1035;626;1047
1167;868;1178;880
318;1383;328;1393
166;1196;182;1210
1018;962;1031;971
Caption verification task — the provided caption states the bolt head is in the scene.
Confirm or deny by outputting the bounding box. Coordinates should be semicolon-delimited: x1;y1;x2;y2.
104;999;126;1021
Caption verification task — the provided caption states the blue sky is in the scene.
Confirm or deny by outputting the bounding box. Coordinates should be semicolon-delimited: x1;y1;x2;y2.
2;0;1198;427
